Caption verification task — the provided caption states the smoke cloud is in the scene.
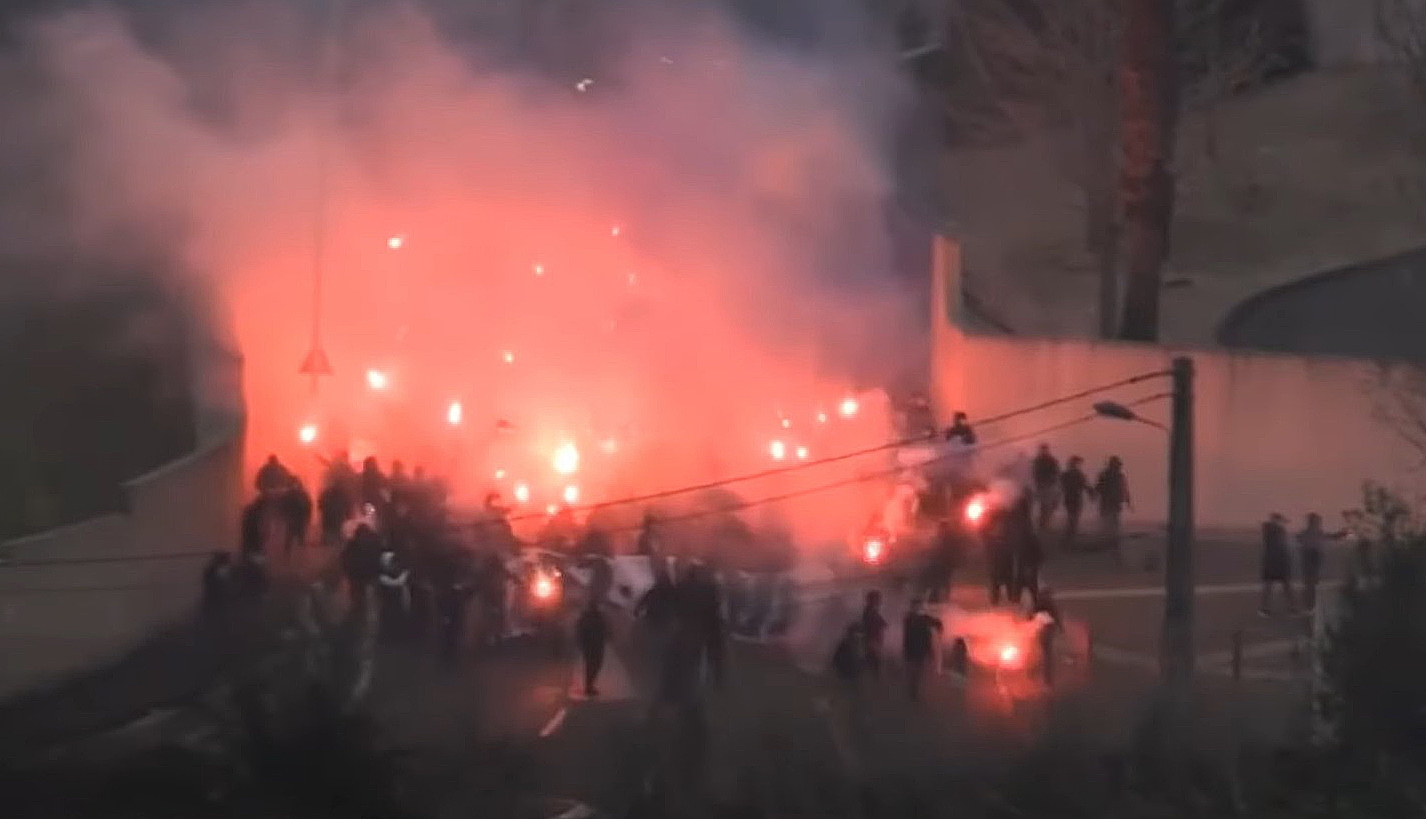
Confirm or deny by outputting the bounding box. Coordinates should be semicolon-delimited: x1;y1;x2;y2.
1;0;924;556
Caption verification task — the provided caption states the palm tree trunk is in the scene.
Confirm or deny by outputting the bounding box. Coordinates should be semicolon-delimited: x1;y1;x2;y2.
1116;0;1178;342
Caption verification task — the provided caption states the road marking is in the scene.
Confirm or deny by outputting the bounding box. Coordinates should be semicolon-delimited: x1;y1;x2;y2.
1055;580;1342;602
539;706;568;738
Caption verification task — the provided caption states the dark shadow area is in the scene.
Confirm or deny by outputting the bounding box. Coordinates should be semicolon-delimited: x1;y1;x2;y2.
0;261;196;538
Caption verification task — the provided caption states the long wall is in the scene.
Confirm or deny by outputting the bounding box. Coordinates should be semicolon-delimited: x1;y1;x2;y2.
0;342;244;700
930;238;1416;531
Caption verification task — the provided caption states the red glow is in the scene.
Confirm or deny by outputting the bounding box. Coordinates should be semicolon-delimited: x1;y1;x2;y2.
965;496;987;526
532;571;559;603
998;643;1021;668
862;537;884;565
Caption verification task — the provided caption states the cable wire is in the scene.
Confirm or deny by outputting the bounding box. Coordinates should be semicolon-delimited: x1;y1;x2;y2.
0;385;1170;569
503;369;1171;524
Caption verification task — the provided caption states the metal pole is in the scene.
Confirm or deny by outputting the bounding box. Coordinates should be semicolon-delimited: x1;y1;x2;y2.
1161;356;1195;687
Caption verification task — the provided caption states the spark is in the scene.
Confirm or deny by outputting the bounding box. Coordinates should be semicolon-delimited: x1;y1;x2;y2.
611;225;622;237
533;572;557;600
387;235;405;250
600;438;618;455
446;401;463;426
795;446;809;460
575;78;594;92
502;350;515;364
563;485;580;505
494;469;506;481
298;423;319;445
533;263;545;276
780;417;792;429
513;482;531;504
816;411;829;424
839;396;859;418
626;272;637;286
366;369;389;391
769;440;787;461
545;503;560;516
553;442;580;476
659;55;674;65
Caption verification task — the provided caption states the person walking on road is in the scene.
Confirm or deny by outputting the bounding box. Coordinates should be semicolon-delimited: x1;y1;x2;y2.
1297;512;1347;613
1060;456;1090;549
576;599;610;697
1260;513;1296;615
1031;444;1061;532
1094;457;1132;561
902;598;943;702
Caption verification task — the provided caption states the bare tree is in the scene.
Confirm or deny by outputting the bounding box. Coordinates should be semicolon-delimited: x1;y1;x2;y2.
946;0;1124;336
1179;1;1282;162
1117;0;1178;342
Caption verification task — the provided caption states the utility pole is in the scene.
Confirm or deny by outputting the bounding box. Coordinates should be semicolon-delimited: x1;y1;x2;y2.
1162;356;1195;693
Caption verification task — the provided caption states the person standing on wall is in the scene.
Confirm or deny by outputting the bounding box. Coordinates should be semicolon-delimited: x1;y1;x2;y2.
1259;513;1296;616
1031;444;1062;533
1094;457;1132;562
1060;456;1091;550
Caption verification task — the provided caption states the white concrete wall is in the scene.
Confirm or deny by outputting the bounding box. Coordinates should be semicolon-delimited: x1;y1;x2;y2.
0;348;244;699
930;236;1414;531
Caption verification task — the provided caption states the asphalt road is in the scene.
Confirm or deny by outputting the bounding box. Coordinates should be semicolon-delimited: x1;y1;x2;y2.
364;532;1332;813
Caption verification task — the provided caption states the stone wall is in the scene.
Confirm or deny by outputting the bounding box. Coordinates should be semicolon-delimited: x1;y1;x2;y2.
930;237;1415;531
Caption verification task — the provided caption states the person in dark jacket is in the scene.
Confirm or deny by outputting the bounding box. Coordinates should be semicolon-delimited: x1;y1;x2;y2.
676;563;725;686
984;503;1017;606
341;523;384;611
1260;513;1295;615
255;455;289;496
318;479;353;548
1297;512;1347;612
1031;444;1061;532
1095;457;1131;561
376;550;412;641
944;412;976;446
902;598;943;701
576;600;611;697
1009;491;1044;608
435;554;475;668
359;457;388;510
280;479;313;555
923;521;964;603
1060;456;1091;549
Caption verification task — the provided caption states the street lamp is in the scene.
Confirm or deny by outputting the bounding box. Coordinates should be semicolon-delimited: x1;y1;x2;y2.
1094;358;1195;704
1092;400;1167;430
